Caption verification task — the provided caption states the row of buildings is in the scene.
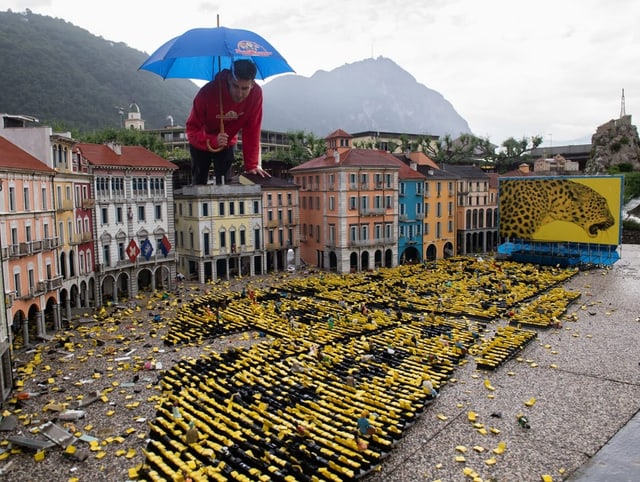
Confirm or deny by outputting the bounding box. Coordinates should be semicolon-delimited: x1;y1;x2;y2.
4;110;582;398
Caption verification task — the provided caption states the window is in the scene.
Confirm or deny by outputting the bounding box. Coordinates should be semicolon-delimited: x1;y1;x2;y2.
436;202;442;218
14;273;21;298
240;229;246;246
349;196;357;210
287;193;292;205
254;228;261;249
361;224;368;241
328;224;335;243
360;196;367;211
229;202;235;215
385;223;392;240
23;187;30;210
239;201;245;215
287;209;293;224
203;232;210;256
267;193;272;206
116;207;123;223
277;193;283;205
118;242;125;261
202;203;209;216
219;231;226;248
219;202;225;216
350;225;357;241
253;200;260;214
329;196;335;211
103;244;111;267
188;203;193;216
138;206;145;221
101;208;108;224
42;187;47;210
155;205;162;220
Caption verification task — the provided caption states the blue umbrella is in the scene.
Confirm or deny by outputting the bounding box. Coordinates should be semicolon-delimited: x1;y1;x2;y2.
139;26;294;81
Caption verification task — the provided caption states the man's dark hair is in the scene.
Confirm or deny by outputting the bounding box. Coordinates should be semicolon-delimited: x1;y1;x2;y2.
232;59;257;81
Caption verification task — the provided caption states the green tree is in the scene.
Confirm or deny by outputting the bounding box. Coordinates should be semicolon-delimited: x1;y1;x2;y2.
418;133;495;165
79;128;169;157
493;135;543;172
282;130;327;166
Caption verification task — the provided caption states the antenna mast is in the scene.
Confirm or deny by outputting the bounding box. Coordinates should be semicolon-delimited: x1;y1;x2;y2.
620;88;626;118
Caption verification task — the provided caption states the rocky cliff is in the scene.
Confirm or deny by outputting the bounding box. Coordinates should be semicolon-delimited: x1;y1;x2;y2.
586;115;640;172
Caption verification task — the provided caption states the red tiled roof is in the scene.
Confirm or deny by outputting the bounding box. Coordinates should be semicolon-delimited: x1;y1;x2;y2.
76;143;177;169
397;161;426;180
325;128;353;139
292;148;409;171
0;136;55;173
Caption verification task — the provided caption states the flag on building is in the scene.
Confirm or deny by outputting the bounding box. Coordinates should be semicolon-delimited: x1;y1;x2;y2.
126;239;140;263
141;239;154;260
160;234;171;256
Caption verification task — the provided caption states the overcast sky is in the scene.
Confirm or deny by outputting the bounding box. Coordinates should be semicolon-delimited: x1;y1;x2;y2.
5;0;640;145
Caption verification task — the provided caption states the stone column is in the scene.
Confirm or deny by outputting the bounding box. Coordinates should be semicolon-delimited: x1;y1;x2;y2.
53;303;61;331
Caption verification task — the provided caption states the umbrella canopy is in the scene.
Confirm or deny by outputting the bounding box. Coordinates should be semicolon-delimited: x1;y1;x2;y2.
139;26;294;81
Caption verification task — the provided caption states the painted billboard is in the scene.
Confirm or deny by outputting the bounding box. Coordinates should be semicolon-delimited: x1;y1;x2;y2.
498;176;623;246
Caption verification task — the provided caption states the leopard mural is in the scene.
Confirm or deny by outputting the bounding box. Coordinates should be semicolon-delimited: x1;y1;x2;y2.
499;179;615;240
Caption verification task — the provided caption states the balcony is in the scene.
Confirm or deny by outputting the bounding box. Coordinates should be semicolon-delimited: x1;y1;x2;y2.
43;237;60;249
82;198;96;209
46;276;63;291
360;207;386;216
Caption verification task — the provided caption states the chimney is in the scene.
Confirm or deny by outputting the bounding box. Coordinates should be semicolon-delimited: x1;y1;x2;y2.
106;142;122;155
333;149;340;164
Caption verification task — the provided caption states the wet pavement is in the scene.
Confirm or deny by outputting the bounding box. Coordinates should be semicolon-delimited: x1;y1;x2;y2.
567;408;640;481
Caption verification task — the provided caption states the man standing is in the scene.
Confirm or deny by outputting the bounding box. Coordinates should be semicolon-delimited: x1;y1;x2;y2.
186;59;270;185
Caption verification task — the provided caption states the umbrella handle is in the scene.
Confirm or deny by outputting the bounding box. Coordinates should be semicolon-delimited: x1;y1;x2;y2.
207;72;226;153
207;138;224;153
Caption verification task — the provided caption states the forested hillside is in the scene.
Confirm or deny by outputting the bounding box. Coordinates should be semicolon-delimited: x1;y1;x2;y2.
0;9;198;132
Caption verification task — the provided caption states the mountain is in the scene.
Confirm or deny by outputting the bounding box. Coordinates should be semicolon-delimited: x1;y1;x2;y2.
0;10;198;132
262;57;472;138
0;10;470;139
